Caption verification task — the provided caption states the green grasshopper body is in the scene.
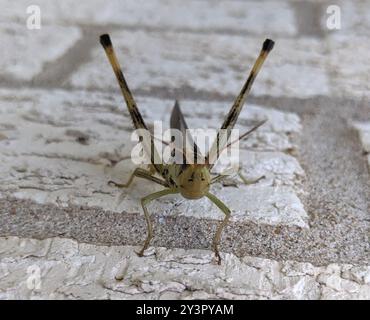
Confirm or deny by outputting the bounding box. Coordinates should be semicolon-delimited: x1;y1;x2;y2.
100;34;274;264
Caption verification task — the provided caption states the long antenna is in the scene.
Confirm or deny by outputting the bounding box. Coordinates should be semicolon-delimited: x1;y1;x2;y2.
222;119;267;152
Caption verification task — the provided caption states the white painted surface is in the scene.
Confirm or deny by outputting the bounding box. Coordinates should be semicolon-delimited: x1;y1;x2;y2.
70;31;330;97
353;121;370;167
1;236;369;300
0;22;81;80
1;0;297;35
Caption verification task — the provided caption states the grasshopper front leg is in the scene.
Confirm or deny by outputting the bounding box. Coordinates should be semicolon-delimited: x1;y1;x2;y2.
206;192;231;265
109;167;168;188
238;171;265;185
138;188;178;256
211;169;265;186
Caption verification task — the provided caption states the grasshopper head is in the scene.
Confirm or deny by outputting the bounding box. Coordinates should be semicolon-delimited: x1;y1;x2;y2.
178;165;211;199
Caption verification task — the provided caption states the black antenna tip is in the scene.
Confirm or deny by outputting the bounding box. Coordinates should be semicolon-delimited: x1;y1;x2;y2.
262;39;275;52
100;34;112;48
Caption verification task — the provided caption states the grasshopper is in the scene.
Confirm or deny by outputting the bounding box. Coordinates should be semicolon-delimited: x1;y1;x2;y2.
100;34;274;264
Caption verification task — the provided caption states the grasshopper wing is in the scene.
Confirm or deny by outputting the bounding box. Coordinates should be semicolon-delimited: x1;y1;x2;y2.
170;100;203;165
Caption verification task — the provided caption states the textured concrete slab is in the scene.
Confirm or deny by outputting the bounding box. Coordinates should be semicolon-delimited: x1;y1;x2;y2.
2;0;297;35
328;35;370;98
0;22;81;81
352;121;370;167
1;236;369;300
69;31;330;97
319;1;370;37
0;88;306;228
2;0;370;300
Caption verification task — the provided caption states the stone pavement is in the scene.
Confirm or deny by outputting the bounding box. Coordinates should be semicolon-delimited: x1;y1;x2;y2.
0;0;369;299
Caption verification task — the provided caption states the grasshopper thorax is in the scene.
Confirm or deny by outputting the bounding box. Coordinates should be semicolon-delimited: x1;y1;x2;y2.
177;165;211;200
